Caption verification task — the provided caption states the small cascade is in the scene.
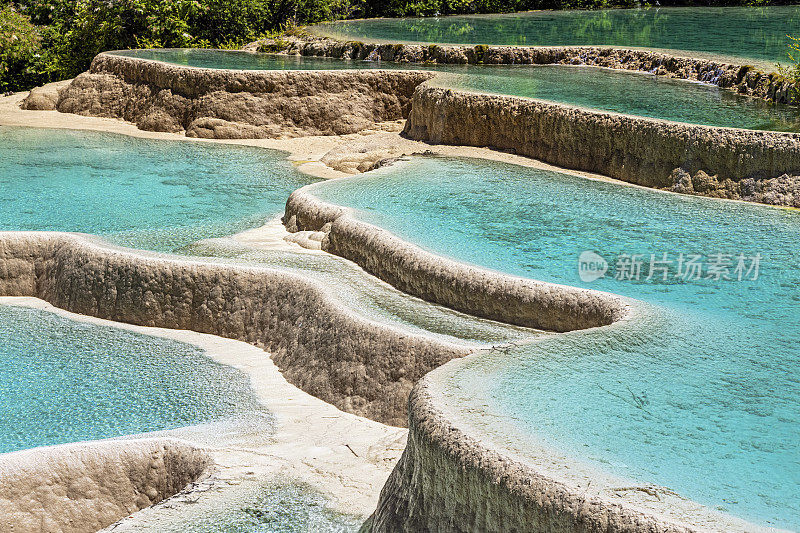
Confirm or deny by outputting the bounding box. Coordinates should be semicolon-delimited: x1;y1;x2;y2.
698;67;725;86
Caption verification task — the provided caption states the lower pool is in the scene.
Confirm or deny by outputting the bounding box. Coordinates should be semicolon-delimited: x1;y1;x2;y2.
0;304;268;453
0;126;315;252
308;156;800;530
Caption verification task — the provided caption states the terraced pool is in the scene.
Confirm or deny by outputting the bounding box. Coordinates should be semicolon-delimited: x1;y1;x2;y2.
315;5;800;65
0;304;267;454
308;156;800;530
0;126;315;252
113;49;800;132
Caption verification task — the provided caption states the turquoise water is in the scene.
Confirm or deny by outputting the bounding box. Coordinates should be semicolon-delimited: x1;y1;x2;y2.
0;126;315;252
318;6;800;65
112;49;800;132
112;49;371;71
0;305;268;453
309;157;800;530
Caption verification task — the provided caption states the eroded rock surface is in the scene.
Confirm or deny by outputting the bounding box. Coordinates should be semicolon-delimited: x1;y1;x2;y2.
259;34;797;105
284;189;629;332
0;232;467;426
668;168;800;206
404;85;800;200
20;80;72;111
0;438;210;533
54;53;434;138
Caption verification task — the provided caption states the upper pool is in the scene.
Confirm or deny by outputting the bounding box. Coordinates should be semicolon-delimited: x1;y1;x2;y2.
315;6;800;66
0;304;267;453
111;49;800;132
0;126;315;252
308;156;800;530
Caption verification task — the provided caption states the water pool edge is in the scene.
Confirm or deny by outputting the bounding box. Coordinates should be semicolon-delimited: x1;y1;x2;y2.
292;31;796;106
283;185;784;533
42;51;800;207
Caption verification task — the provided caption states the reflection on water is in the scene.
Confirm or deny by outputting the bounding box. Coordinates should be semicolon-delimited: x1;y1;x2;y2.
319;6;800;65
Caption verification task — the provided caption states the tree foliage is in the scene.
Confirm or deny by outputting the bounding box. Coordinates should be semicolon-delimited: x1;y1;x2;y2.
0;4;46;91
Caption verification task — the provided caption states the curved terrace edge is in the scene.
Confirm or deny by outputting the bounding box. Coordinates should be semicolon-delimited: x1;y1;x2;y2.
0;437;211;533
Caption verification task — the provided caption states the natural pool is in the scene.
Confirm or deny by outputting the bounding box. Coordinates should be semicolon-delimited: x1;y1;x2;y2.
308;156;800;530
316;5;800;65
112;49;800;132
107;479;363;532
0;126;315;252
0;304;268;454
1;124;529;351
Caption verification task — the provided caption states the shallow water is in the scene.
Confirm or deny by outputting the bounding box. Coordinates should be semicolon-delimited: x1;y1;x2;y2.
1;125;530;347
184;240;534;346
112;49;800;132
104;479;362;532
317;6;800;65
309;156;800;530
0;126;315;252
0;305;268;453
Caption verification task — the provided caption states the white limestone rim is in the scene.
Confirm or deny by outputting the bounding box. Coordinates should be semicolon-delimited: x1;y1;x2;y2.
410;341;787;533
0;295;407;519
285;176;789;532
287;183;635;331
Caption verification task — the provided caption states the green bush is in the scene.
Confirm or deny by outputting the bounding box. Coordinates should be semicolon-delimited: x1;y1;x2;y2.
0;4;46;92
3;0;364;86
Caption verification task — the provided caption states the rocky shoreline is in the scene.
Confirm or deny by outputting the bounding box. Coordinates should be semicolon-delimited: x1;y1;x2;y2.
255;33;797;106
405;84;800;207
25;49;800;207
38;52;434;138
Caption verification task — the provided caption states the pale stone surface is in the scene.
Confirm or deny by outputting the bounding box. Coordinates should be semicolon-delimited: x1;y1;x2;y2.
0;232;468;427
20;80;71;111
1;296;408;528
0;438;211;533
55;53;434;138
366;362;779;533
